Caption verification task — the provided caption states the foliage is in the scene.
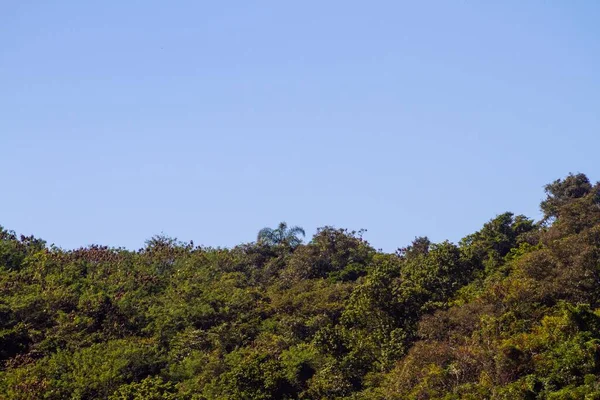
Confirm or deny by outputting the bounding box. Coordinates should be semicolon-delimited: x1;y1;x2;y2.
1;173;600;399
257;222;305;248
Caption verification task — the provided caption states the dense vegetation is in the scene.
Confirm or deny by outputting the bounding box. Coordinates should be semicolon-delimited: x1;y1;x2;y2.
1;173;600;399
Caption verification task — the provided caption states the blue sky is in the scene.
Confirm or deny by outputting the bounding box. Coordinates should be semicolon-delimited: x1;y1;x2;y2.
2;1;599;251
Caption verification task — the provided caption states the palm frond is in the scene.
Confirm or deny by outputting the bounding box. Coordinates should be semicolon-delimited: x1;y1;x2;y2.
257;228;274;242
277;222;288;234
287;226;305;238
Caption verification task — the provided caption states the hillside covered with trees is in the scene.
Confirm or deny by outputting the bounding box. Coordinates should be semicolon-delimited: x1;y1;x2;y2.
1;173;600;399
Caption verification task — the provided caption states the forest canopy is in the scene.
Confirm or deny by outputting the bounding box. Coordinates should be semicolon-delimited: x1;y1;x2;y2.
1;173;600;399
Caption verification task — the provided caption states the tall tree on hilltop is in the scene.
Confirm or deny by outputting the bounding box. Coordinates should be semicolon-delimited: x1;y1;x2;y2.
257;222;305;247
540;173;593;220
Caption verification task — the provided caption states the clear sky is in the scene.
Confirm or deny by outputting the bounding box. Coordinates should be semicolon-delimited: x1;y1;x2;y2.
2;1;599;251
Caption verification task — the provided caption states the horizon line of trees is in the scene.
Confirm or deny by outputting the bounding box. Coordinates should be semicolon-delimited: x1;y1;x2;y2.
1;172;599;399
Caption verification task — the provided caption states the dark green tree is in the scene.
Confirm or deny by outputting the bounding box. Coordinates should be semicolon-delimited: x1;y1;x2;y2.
541;173;593;220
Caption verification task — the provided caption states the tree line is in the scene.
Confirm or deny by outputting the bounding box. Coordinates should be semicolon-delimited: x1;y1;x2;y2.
1;173;600;399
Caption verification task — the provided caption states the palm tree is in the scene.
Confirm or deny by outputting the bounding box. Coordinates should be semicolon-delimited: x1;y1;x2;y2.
257;222;305;247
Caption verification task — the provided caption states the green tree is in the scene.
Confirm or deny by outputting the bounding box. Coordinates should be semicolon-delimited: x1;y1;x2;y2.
257;222;305;247
541;173;593;221
109;376;178;400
